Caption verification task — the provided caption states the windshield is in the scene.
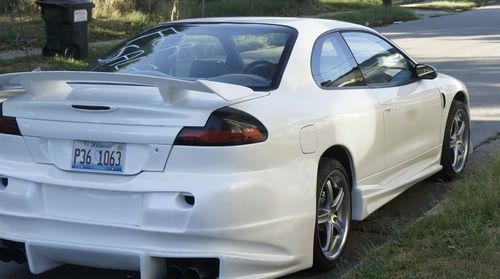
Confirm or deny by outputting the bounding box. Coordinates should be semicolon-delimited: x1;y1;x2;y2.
89;23;297;91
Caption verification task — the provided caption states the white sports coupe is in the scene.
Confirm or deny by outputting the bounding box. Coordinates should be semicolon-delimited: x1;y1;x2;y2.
0;17;471;279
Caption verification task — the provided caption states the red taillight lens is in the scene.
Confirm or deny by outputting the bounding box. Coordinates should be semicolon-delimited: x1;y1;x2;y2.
0;102;21;136
174;107;268;146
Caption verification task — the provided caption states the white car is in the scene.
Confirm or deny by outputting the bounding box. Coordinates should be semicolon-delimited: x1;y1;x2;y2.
0;17;471;279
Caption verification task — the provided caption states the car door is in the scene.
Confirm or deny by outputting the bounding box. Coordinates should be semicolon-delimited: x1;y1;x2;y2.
311;32;386;184
341;31;442;181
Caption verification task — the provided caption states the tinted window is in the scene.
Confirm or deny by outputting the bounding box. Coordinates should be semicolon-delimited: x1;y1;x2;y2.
173;35;227;78
89;24;297;91
311;33;365;88
342;32;414;85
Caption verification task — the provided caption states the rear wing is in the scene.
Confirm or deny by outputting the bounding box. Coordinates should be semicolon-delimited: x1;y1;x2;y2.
0;71;256;103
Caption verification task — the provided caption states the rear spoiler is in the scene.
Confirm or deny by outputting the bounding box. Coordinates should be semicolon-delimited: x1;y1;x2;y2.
0;71;256;103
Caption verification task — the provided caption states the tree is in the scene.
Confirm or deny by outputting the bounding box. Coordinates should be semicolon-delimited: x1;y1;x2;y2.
170;0;180;21
383;0;392;6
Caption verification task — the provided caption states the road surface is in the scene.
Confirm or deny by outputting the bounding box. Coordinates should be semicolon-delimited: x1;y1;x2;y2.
1;5;500;279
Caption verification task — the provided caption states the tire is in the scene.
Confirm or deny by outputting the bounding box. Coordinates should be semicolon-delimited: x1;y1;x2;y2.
312;158;351;271
64;45;80;59
439;100;470;181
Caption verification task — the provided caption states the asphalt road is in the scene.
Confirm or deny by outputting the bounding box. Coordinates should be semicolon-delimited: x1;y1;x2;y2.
1;5;500;279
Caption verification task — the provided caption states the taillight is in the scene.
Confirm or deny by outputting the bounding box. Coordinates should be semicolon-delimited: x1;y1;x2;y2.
174;107;268;146
0;102;21;136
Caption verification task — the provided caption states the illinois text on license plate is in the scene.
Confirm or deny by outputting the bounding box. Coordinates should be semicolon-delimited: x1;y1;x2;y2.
72;141;125;172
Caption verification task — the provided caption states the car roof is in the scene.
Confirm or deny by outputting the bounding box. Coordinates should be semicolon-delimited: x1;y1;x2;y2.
173;17;372;34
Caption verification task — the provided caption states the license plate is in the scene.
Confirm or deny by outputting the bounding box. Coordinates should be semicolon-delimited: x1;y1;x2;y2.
72;141;125;172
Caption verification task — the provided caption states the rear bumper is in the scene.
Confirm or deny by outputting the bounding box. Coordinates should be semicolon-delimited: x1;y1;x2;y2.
0;155;316;278
0;214;306;279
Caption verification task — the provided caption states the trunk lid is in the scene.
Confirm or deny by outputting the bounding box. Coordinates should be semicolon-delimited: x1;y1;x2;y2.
0;71;267;175
1;71;262;126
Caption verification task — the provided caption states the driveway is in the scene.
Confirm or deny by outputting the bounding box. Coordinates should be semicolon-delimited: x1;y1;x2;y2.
1;5;500;279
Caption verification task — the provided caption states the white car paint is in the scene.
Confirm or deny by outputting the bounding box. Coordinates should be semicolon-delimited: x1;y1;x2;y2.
0;17;470;278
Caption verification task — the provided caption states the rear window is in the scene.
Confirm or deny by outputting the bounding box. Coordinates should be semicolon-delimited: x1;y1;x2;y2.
89;23;297;91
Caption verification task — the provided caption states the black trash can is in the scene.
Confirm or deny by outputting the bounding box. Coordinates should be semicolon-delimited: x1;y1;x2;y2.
36;0;95;58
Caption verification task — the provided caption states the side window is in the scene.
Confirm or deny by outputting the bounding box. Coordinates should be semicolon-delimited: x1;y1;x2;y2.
342;32;414;85
311;33;365;88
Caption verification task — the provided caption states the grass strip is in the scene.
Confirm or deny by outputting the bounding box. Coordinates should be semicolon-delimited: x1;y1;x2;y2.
345;153;500;278
0;13;149;52
323;6;417;27
0;45;112;74
402;1;479;10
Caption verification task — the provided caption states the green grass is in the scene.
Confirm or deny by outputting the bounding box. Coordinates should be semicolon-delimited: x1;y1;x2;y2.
184;0;405;17
0;0;417;52
157;0;417;27
0;15;44;51
325;6;417;27
401;0;498;10
90;12;150;41
0;13;149;51
402;1;479;10
345;154;500;279
0;45;112;74
320;0;385;10
457;0;497;4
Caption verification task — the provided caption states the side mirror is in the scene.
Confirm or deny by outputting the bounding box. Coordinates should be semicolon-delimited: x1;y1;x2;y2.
415;64;438;80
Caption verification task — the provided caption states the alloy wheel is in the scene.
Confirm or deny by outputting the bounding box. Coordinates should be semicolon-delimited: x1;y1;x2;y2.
449;108;469;173
317;170;350;260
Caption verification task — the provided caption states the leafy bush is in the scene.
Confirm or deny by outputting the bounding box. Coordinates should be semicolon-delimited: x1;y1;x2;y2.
95;0;326;20
93;0;137;18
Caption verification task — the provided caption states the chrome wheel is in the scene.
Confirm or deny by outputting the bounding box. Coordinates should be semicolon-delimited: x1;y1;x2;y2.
449;108;469;173
317;170;350;260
